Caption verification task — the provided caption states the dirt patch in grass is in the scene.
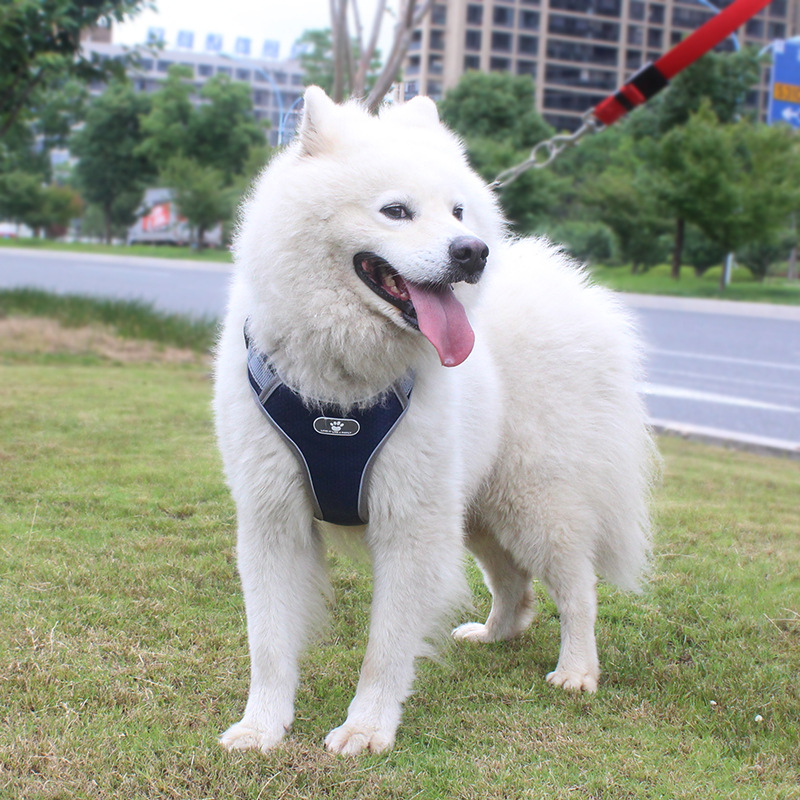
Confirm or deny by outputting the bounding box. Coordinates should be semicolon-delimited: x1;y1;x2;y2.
0;316;208;364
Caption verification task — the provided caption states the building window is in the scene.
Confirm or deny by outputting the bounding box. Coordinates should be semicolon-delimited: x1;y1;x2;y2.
406;55;421;75
432;3;447;24
427;80;443;99
648;3;665;24
409;30;422;50
627;25;643;45
466;4;483;24
493;6;515;26
672;7;712;28
490;57;511;71
517;59;537;76
465;29;482;51
546;39;618;67
520;10;540;30
518;35;539;55
236;68;251;81
670;30;682;45
429;54;444;74
548;15;620;42
156;59;173;72
549;0;620;14
274;71;288;83
464;55;481;70
544;88;607;111
430;29;445;50
492;31;513;52
217;66;232;76
768;22;786;38
139;58;154;71
769;0;786;15
626;49;642;69
647;28;662;48
629;1;645;20
197;63;213;77
545;64;617;90
253;90;271;106
745;18;764;36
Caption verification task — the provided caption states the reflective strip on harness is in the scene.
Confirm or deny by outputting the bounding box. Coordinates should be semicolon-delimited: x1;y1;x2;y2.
245;328;413;526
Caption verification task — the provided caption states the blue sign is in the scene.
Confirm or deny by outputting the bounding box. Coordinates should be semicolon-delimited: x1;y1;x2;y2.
768;39;800;128
205;33;223;53
235;37;251;56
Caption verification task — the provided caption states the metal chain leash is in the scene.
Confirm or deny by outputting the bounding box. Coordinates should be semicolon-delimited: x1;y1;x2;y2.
490;111;604;190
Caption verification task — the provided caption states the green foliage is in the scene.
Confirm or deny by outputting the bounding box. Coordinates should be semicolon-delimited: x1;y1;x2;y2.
0;0;147;139
70;79;154;242
544;220;616;264
296;28;383;97
160;157;234;246
0;289;218;351
683;226;728;275
439;71;552;150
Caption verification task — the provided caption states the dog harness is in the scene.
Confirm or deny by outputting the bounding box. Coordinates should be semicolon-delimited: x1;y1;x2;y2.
245;327;414;526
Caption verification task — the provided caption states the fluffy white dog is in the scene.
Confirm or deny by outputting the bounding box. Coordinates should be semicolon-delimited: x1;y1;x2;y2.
213;86;656;756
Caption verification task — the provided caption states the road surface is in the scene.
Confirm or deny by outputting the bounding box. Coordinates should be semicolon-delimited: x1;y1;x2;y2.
1;247;798;450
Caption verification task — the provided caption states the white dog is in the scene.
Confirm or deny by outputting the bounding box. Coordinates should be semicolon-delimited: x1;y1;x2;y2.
213;86;656;756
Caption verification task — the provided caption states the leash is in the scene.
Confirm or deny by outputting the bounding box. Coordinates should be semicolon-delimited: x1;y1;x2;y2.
492;0;775;188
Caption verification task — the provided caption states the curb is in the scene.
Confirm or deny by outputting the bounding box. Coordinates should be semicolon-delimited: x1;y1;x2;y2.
650;418;800;461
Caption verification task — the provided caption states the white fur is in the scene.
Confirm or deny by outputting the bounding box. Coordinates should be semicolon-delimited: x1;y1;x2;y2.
213;87;657;755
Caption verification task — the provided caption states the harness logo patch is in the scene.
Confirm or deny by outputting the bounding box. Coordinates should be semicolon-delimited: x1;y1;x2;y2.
313;416;360;436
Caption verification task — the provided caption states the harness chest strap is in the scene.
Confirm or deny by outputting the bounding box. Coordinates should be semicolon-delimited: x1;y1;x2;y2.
245;326;414;526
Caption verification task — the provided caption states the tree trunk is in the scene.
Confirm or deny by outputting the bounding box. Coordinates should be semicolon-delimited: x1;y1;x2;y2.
671;217;684;280
788;246;798;281
103;201;113;245
631;260;639;274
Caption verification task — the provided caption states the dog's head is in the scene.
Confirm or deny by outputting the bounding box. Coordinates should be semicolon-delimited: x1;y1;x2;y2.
237;86;504;372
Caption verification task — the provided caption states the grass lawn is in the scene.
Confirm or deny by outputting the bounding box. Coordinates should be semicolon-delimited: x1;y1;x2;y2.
1;323;798;799
591;263;800;306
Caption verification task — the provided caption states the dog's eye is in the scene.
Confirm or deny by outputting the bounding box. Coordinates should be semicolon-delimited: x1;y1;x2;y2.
453;205;464;221
381;204;412;221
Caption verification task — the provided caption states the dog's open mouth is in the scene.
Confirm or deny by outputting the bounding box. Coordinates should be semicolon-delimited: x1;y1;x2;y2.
354;252;475;367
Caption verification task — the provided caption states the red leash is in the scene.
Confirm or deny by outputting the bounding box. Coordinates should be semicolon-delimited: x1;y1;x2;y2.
593;0;775;125
493;0;775;186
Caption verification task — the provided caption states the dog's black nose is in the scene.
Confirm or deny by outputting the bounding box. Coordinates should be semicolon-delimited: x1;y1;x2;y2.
449;236;489;277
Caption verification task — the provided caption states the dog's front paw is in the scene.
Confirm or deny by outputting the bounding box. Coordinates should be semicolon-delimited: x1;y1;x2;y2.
324;722;394;756
220;720;288;753
546;668;599;693
452;621;495;642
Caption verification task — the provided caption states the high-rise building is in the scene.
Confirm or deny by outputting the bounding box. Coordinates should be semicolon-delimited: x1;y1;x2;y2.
404;0;800;130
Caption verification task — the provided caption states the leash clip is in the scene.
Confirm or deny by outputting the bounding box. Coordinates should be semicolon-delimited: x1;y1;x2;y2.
491;111;603;190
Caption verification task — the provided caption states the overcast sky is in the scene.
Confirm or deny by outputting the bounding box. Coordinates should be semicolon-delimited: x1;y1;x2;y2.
114;0;389;61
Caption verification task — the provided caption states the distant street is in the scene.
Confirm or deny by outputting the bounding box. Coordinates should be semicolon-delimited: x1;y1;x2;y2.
1;246;798;446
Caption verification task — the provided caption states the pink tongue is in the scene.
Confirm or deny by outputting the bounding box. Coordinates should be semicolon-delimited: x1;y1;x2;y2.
405;282;475;367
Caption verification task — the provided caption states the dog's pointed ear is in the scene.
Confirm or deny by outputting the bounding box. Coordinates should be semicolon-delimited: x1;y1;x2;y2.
298;86;338;156
385;95;441;129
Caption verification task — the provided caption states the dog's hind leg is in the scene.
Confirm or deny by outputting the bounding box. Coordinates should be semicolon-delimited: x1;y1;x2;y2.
324;517;466;756
453;523;536;643
220;513;328;753
540;553;600;693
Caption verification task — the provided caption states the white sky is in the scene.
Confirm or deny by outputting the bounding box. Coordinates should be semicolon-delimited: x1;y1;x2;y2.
114;0;389;60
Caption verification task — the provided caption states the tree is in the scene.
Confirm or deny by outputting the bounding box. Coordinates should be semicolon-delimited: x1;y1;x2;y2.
324;0;433;110
70;79;154;243
654;104;800;287
0;0;146;140
161;157;233;247
137;66;267;181
0;170;43;230
297;28;382;97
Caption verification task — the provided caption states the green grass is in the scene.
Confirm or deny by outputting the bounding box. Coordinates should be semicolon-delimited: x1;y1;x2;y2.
0;236;232;264
0;288;218;354
1;347;799;798
591;263;800;305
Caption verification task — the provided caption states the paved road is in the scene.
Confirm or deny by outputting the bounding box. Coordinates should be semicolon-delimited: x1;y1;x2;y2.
1;247;799;450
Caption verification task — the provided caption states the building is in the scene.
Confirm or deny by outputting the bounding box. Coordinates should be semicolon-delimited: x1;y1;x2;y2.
404;0;800;130
81;41;305;146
